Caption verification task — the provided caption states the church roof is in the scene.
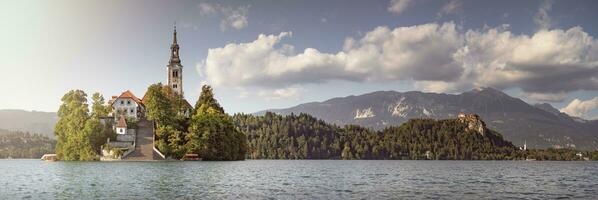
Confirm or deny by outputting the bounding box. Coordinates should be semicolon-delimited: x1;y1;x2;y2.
116;116;127;128
112;90;143;106
184;99;193;109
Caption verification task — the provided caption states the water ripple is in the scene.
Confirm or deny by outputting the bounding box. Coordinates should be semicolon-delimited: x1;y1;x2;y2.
1;160;597;199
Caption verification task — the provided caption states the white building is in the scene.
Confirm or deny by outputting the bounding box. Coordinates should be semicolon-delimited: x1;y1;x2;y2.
115;116;128;135
111;90;145;120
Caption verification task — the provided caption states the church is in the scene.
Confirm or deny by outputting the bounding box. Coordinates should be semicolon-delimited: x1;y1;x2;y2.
101;25;192;160
109;25;192;123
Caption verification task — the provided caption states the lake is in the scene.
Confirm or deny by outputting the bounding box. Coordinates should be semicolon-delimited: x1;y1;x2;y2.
0;160;597;199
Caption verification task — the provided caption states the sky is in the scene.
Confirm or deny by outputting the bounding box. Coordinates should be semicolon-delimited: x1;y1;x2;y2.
1;0;598;119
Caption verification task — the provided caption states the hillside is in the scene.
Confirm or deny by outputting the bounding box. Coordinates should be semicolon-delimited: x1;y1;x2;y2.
0;110;57;138
257;88;598;150
233;112;518;160
0;129;56;158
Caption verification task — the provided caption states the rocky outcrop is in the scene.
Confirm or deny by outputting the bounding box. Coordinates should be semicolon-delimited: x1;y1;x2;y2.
457;112;486;136
354;107;375;119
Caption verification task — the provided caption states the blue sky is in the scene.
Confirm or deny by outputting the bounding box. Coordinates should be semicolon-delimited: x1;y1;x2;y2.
1;0;598;119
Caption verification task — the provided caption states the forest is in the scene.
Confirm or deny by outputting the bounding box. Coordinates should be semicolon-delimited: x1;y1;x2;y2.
233;112;598;160
0;129;55;158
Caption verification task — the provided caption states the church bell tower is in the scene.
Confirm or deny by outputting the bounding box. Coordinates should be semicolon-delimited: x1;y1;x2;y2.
167;24;183;95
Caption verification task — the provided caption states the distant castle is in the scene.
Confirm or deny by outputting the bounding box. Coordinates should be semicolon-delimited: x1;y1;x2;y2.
457;112;487;136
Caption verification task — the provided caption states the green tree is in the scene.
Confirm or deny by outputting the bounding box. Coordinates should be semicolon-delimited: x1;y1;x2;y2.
194;85;224;114
91;92;110;118
54;90;97;161
144;83;175;126
186;85;246;160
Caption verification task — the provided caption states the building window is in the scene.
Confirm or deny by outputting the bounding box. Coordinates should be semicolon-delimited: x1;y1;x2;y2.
120;100;124;105
130;109;134;113
127;100;131;105
173;70;178;78
173;84;177;88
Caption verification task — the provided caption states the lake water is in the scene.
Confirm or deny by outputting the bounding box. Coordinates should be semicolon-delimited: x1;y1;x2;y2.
1;160;597;199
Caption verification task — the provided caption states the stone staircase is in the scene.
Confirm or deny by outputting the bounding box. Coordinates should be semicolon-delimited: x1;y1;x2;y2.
123;119;161;161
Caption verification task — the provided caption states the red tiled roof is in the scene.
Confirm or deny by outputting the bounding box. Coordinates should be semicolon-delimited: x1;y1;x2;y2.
111;90;143;106
116;116;127;128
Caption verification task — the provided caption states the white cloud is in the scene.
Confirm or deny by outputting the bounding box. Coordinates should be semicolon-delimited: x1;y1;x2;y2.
534;0;554;30
258;87;305;100
449;26;598;95
198;3;249;31
560;97;598;119
202;22;463;88
200;22;598;101
438;0;462;17
388;0;412;15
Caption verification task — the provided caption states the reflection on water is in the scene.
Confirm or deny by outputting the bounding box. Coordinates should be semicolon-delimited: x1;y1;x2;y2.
1;160;597;199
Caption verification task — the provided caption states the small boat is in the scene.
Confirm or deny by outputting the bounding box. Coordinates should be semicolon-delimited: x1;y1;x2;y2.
181;154;201;161
41;154;58;162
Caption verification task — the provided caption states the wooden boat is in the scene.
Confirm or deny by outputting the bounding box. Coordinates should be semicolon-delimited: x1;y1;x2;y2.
41;154;58;161
181;154;200;161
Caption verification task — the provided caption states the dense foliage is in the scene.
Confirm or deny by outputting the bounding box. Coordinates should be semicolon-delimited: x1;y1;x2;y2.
145;83;189;158
144;83;177;126
0;129;55;158
233;112;595;160
54;91;115;161
184;85;246;160
148;84;246;160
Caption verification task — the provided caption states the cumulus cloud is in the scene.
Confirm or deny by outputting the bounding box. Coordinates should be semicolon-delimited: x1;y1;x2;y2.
452;26;598;95
388;0;412;14
560;97;598;119
534;0;554;30
438;0;462;17
199;22;598;101
201;22;463;88
258;87;305;100
198;3;249;31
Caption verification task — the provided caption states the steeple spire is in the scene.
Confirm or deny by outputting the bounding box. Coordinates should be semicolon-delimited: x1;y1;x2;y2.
169;22;180;65
173;22;178;44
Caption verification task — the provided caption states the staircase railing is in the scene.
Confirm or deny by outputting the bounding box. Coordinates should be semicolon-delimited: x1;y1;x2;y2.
152;120;166;160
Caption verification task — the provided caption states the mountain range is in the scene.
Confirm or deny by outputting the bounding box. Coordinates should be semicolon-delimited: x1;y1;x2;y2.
258;88;598;150
2;88;597;150
0;109;57;138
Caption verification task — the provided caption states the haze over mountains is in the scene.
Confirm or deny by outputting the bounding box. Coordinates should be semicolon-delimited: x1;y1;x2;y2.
258;88;598;150
0;110;57;138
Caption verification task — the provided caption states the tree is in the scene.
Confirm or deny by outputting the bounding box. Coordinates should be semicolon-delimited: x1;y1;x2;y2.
186;85;246;160
85;118;116;154
155;124;186;159
143;83;175;126
54;90;97;161
91;92;110;118
194;85;224;114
